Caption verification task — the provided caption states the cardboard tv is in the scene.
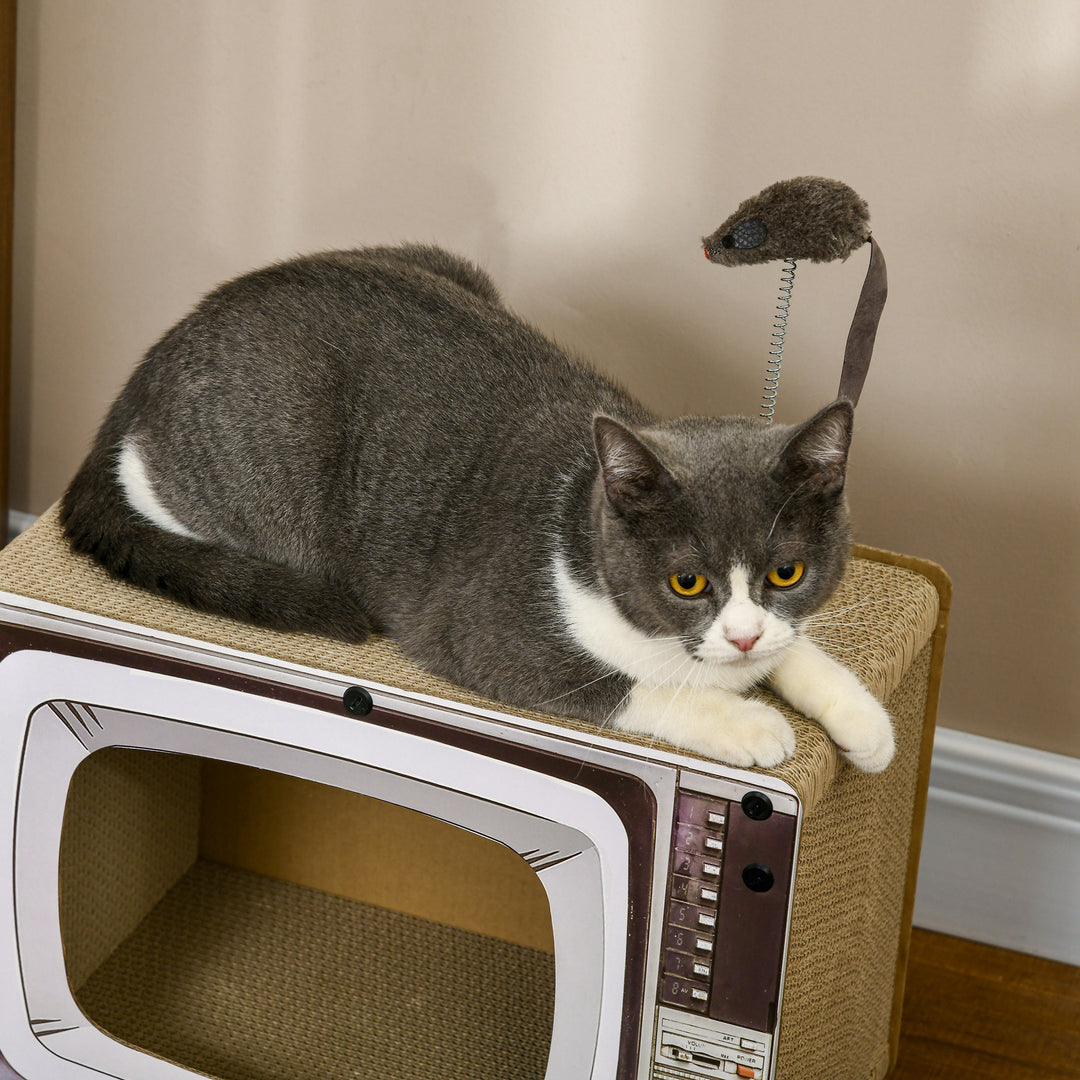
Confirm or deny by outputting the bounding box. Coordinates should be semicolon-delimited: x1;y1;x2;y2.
0;510;949;1080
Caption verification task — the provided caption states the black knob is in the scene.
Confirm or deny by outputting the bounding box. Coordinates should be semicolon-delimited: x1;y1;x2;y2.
342;685;374;716
742;863;775;893
741;791;773;821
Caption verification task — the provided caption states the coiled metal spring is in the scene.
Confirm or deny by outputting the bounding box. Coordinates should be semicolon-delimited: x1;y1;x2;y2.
760;258;797;423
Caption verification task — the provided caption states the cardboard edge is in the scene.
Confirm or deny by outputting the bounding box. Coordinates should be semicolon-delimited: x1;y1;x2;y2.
853;544;952;1073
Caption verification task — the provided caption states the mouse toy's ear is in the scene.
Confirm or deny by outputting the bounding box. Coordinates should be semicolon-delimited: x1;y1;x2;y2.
701;176;886;415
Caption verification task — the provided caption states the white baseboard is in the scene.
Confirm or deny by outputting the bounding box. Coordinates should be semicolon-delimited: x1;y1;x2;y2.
6;510;38;544
914;726;1080;965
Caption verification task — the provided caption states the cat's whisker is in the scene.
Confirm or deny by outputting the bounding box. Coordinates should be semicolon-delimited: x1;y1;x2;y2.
597;656;689;741
804;622;898;641
804;639;882;656
807;609;898;625
534;668;620;707
804;603;916;636
807;603;897;625
763;478;811;548
804;628;877;644
628;651;693;698
656;656;700;731
627;661;694;708
805;613;884;633
806;595;931;628
807;629;932;654
599;687;637;732
539;636;689;709
807;585;899;619
315;336;346;355
812;632;932;653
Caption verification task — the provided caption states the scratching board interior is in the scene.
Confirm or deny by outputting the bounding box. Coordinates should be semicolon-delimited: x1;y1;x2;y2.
64;753;556;1080
0;508;950;1080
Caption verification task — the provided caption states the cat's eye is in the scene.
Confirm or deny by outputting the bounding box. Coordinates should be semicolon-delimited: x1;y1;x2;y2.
669;573;710;597
766;562;805;588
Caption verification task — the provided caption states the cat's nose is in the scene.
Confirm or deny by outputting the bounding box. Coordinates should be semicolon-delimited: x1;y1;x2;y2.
729;634;761;653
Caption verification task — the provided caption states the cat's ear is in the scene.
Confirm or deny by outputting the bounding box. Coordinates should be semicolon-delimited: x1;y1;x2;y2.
593;416;678;515
772;399;854;495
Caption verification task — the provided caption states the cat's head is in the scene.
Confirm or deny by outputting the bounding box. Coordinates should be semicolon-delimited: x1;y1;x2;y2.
588;400;853;688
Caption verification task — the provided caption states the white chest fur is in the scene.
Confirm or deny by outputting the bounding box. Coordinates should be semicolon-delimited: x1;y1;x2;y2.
551;557;783;695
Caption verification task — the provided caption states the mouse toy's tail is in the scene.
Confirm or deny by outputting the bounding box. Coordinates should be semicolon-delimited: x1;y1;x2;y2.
702;175;887;419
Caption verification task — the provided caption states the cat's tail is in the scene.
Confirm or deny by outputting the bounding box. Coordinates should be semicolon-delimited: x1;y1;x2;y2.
59;421;375;643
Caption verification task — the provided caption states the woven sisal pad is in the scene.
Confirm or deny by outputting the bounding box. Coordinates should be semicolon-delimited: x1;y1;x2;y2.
775;642;934;1079
76;859;555;1080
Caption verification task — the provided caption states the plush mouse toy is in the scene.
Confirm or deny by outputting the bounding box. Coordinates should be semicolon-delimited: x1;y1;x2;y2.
702;176;886;412
703;176;871;265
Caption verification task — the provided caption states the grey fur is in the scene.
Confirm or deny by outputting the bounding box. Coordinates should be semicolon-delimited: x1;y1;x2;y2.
61;244;854;725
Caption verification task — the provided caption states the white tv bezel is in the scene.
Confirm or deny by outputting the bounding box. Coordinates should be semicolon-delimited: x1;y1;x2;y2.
0;593;801;1080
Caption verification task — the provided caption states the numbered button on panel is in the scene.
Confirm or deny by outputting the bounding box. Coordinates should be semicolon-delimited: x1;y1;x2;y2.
670;874;720;907
668;899;718;932
663;923;714;956
677;793;729;830
660;974;710;1013
675;822;726;857
671;851;724;880
663;948;712;983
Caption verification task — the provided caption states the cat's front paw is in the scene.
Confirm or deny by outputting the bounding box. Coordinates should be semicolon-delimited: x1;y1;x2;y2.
820;693;895;773
769;639;895;773
704;698;798;769
615;687;796;769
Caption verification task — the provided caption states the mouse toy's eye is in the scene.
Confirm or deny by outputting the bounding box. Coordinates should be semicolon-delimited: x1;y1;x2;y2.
723;218;769;250
766;562;805;588
669;573;711;597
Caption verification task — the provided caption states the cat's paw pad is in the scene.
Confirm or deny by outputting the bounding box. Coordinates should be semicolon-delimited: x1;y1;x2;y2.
821;693;895;773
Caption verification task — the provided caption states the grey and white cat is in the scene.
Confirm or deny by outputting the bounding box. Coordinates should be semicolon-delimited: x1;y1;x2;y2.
61;244;893;772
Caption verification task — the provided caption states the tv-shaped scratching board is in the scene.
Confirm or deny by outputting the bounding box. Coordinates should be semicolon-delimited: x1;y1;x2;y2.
0;507;948;1080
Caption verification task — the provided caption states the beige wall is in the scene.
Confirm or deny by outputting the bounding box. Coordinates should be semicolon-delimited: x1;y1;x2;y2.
11;1;1080;755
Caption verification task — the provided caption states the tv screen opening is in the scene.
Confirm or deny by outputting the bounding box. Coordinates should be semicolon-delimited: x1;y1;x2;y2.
3;650;640;1080
60;748;560;1080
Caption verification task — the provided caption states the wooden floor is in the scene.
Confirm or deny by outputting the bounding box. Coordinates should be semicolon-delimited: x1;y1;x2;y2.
892;929;1080;1079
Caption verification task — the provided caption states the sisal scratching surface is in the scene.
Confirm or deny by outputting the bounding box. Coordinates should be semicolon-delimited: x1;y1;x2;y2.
59;749;201;991
775;643;935;1080
0;506;939;812
76;859;556;1080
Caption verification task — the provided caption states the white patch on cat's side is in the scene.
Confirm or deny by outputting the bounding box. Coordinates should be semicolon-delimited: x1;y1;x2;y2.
552;555;689;687
116;438;202;540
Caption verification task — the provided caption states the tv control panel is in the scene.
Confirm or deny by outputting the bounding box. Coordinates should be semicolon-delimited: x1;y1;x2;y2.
651;780;797;1080
661;791;727;1014
653;1011;772;1080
